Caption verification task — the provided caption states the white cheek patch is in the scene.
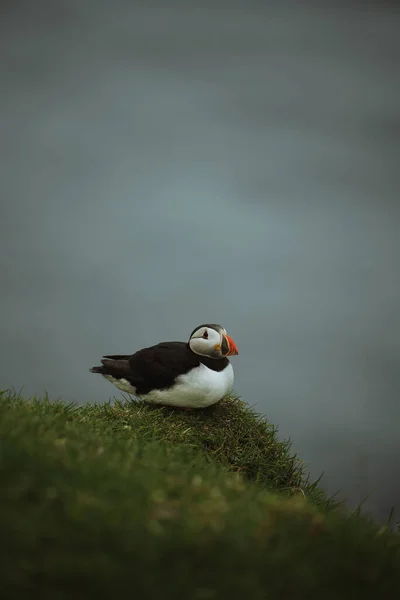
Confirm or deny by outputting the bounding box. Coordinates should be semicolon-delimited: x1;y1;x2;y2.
190;329;221;356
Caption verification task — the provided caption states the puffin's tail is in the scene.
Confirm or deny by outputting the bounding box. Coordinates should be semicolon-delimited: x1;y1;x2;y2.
90;355;130;376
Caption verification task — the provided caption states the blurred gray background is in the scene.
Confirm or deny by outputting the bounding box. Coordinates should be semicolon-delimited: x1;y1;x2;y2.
1;0;399;524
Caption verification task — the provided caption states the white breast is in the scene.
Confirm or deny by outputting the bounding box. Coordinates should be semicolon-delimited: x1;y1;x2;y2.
142;362;234;408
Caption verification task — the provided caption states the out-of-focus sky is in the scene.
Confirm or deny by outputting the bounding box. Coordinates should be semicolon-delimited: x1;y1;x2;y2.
1;0;399;524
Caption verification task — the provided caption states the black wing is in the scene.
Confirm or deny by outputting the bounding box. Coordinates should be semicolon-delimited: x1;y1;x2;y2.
91;342;200;395
125;342;200;394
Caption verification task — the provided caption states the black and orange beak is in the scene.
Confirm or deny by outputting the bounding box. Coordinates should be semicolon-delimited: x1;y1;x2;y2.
222;333;239;356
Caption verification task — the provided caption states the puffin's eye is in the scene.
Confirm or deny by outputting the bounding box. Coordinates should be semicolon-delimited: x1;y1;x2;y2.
203;330;208;339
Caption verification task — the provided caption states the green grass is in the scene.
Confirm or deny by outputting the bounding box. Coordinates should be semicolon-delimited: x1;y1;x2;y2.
1;389;399;599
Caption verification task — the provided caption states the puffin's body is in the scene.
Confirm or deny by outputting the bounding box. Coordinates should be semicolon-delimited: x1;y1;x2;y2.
90;324;238;408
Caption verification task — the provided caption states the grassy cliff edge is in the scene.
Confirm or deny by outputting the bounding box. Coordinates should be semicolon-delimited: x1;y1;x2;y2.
1;389;399;599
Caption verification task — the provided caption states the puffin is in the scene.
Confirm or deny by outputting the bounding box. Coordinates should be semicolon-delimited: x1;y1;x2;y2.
89;323;238;409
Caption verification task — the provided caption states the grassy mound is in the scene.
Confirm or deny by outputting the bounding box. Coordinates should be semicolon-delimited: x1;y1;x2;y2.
1;390;399;599
78;394;325;502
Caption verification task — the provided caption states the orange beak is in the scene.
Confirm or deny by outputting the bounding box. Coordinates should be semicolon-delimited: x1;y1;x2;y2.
224;334;239;356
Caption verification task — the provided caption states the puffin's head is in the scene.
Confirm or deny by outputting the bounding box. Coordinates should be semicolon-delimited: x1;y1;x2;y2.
188;324;238;359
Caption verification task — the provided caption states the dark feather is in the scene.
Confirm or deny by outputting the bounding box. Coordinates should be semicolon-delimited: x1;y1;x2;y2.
90;341;229;395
